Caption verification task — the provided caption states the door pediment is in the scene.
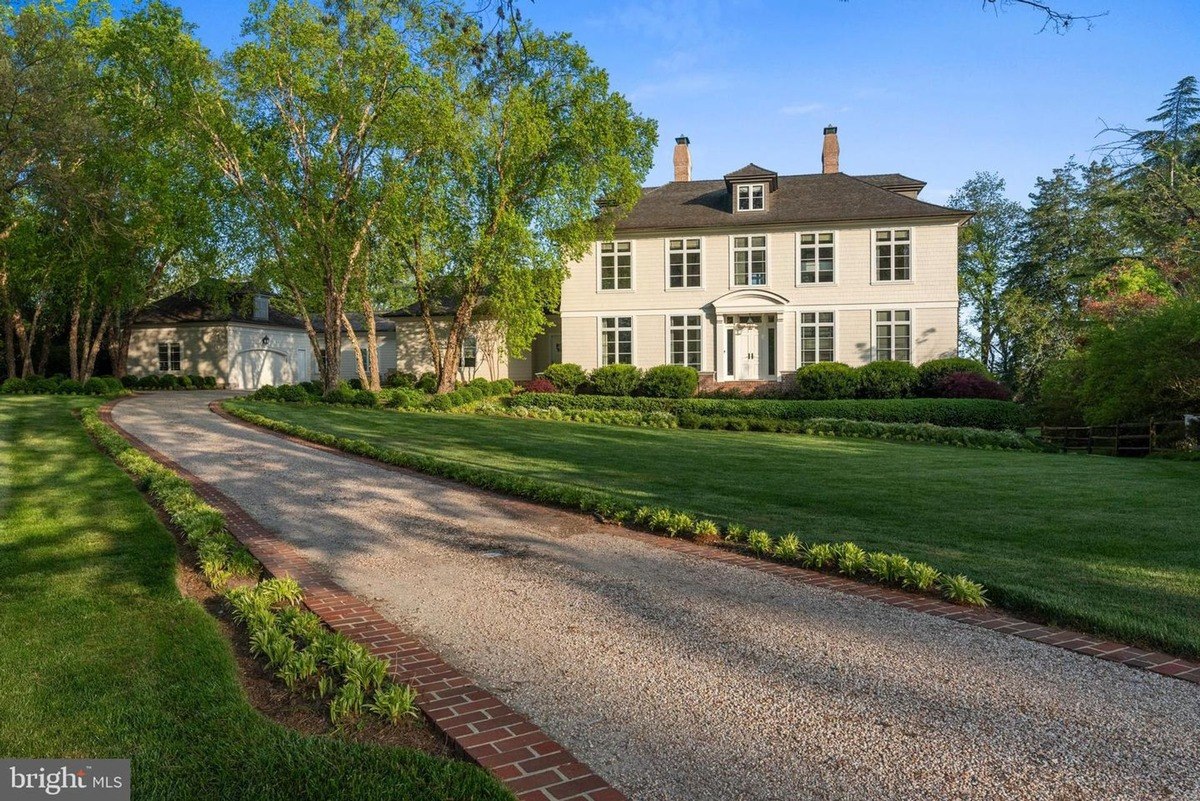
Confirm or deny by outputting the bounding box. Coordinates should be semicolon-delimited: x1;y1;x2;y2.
709;288;790;314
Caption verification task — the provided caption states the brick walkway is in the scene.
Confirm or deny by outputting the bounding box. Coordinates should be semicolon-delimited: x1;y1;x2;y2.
100;399;625;801
209;400;1200;687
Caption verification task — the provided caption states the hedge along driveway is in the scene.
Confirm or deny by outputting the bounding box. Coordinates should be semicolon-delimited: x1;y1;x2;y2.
228;400;1200;659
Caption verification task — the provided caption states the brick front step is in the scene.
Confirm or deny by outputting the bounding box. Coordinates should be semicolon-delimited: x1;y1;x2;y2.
212;400;1200;689
99;399;628;801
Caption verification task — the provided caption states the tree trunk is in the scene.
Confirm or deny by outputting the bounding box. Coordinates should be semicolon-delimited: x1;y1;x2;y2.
36;329;50;377
436;295;477;393
68;298;81;381
107;316;132;378
341;312;369;389
2;314;14;379
320;286;344;393
361;298;380;390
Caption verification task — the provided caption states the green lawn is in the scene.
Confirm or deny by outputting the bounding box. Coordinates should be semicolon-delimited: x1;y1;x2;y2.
0;397;510;801
232;400;1200;658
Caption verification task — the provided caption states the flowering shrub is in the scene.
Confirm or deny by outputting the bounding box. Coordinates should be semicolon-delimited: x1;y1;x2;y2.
936;372;1012;401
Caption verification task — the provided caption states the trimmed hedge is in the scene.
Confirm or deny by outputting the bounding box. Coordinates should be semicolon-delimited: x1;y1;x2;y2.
790;362;858;400
856;360;919;399
1;375;126;396
917;357;992;395
480;402;677;428
508;393;1029;431
638;365;699;398
588;364;641;396
250;377;515;411
542;363;587;394
223;400;987;607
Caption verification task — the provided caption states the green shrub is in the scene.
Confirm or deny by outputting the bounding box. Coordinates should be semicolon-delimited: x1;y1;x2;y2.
902;562;941;592
384;371;417;389
802;542;836;570
299;381;322;396
323;384;356;405
120;375;139;388
254;385;280;401
1;377;28;394
201;376;218;389
917;357;992;396
856;360;919;399
136;374;161;390
588;364;642;396
543;363;587;394
511;393;1029;432
773;533;802;561
83;377;108;395
159;374;179;390
58;379;83;394
798;418;1039;451
351;389;378;407
833;542;868;576
790;362;858;400
348;378;363;390
379;388;427;409
638;365;699;398
691;519;720;543
415;372;437;393
179;375;194;389
746;529;773;555
101;377;123;394
278;384;308;402
367;684;419;723
938;573;988;606
724;522;747;543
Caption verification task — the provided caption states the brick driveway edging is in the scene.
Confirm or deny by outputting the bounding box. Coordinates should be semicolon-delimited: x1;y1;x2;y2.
211;399;1200;688
99;398;627;801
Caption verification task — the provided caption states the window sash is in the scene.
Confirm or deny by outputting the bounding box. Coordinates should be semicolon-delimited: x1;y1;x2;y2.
668;239;702;288
736;184;765;211
600;317;633;365
732;236;767;286
668;314;701;370
460;336;478;368
875;229;912;281
799;312;835;365
157;342;181;372
874;310;912;361
600;241;632;290
799;232;835;284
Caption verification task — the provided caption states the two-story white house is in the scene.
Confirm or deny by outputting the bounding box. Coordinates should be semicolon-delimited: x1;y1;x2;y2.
127;128;969;390
551;127;971;387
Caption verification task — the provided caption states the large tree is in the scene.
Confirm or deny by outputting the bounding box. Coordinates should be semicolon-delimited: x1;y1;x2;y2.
194;0;435;392
389;10;656;392
948;172;1023;375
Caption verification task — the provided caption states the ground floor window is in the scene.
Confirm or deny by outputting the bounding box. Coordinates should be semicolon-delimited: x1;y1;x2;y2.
875;310;912;362
799;312;835;365
460;335;478;368
600;316;633;365
157;341;181;372
669;315;702;370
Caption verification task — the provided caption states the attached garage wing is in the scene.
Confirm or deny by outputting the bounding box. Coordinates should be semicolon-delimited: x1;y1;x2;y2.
229;349;295;390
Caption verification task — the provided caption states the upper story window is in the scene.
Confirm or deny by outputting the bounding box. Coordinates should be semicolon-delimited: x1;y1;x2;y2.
157;342;181;372
875;229;912;282
667;238;702;289
736;183;765;211
600;316;633;365
599;241;633;290
253;295;270;321
460;335;478;369
875;310;912;362
732;235;767;286
798;233;835;284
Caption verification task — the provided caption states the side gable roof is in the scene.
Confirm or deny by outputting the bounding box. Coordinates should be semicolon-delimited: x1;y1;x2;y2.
613;171;969;233
135;282;307;329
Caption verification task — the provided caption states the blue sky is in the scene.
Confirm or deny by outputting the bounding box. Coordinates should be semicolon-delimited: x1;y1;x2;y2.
172;0;1198;206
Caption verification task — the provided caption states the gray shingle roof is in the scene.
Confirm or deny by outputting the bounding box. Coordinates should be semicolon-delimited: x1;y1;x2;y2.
612;171;968;232
135;282;307;329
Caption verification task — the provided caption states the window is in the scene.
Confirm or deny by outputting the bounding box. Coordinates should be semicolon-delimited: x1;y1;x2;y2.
875;310;912;362
875;229;912;281
600;316;633;365
799;312;835;366
599;241;632;290
460;335;478;369
667;238;702;289
669;315;702;370
732;235;767;286
736;183;765;211
253;295;270;321
798;233;835;284
157;342;181;372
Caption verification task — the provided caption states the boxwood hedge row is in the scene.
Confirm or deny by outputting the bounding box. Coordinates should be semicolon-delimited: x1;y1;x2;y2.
508;393;1029;432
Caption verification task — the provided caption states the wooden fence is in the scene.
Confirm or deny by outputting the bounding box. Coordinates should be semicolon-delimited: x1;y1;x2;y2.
1040;420;1189;457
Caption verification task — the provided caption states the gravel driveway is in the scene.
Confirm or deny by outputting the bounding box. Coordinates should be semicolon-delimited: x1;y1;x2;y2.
113;392;1200;801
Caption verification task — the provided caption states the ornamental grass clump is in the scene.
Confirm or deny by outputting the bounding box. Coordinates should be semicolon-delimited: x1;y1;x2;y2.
938;574;988;606
691;519;721;544
664;512;694;538
832;542;868;576
802;542;837;570
746;529;773;556
902;561;941;592
772;533;802;561
724;522;747;543
367;684;420;723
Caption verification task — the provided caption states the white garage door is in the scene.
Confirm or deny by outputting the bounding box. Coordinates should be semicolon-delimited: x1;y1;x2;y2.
229;349;294;390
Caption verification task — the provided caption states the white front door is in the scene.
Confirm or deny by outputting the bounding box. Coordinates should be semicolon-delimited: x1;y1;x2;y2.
735;323;759;380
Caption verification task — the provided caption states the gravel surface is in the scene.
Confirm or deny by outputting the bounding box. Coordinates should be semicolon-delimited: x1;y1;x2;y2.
114;392;1200;801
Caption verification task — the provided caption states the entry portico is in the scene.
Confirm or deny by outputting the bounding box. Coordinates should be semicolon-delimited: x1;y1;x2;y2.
710;289;788;382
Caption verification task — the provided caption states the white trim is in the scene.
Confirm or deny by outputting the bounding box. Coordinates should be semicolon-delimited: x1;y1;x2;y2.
595;239;636;293
715;312;780;381
664;312;704;371
728;233;770;289
156;340;182;372
869;226;915;286
795;309;839;368
663;236;705;291
559;300;955;318
794;230;839;287
734;182;767;212
596;314;636;366
869;307;915;362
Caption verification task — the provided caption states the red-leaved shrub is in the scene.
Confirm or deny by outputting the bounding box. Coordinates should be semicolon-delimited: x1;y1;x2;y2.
524;378;558;393
935;371;1012;401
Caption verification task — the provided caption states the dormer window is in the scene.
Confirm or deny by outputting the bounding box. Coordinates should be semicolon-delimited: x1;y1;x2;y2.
736;184;765;211
253;295;270;321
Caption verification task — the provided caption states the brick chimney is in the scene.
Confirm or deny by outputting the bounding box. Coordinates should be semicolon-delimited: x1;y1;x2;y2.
673;135;691;182
821;125;839;174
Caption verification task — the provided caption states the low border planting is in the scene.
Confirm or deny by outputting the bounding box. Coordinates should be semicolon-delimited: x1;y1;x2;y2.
508;392;1029;431
223;400;988;607
2;375;129;396
120;374;219;391
80;406;420;726
477;401;677;428
251;378;515;412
